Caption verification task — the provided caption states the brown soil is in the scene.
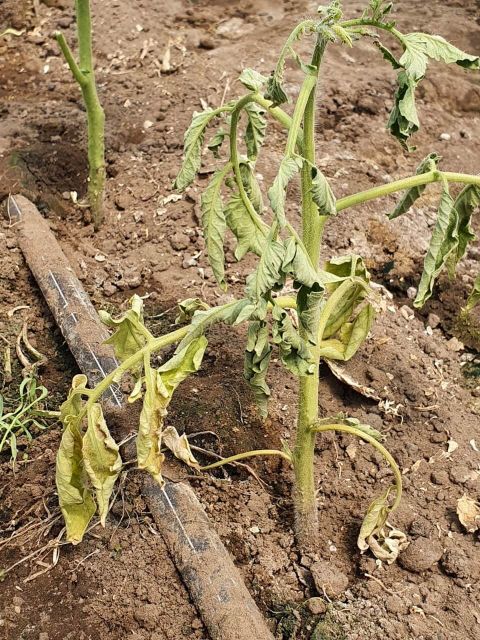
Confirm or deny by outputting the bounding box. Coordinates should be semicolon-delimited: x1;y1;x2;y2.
1;1;480;639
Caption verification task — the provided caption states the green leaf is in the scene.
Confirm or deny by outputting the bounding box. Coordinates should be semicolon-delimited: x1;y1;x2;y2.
272;305;314;376
343;417;385;442
265;76;289;107
174;108;218;191
244;103;266;161
387;71;420;148
465;274;480;313
297;283;325;344
414;185;459;308
282;237;318;288
56;422;96;545
201;166;230;290
82;403;122;526
389;152;440;219
137;337;207;484
246;227;285;302
225;192;265;259
244;321;272;417
100;295;151;377
239;68;268;92
268;157;302;227
310;165;336;216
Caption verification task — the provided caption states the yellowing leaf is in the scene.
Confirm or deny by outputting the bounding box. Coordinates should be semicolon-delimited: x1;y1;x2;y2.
357;486;392;552
162;426;199;469
59;374;89;428
457;495;480;533
82;404;122;526
56;422;96;545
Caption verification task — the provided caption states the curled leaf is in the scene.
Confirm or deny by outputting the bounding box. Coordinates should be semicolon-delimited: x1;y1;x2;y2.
174;108;219;191
389;152;441;219
162;426;200;469
225;192;265;259
239;68;267;92
244;320;272;417
201;166;231;290
82;404;122;526
268;157;302;227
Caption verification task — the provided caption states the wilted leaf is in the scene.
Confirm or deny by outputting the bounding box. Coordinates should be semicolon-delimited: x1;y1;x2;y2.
282;237;318;289
225;192;266;259
201;166;230;290
366;524;409;564
100;295;151;377
402;33;479;77
162;426;199;469
465;274;480;313
457;495;480;533
244;103;266;161
310;165;336;216
414;185;459;307
389;152;440;219
56;422;96;545
239;68;268;92
374;40;401;68
59;374;90;428
357;486;393;552
82;403;122;526
244;320;272;417
272;305;314;376
451;184;480;265
319;303;374;361
268;157;302;227
175;298;210;324
174;108;219;191
246;228;285;302
207;128;228;158
325;361;382;401
239;161;264;214
387;70;420;148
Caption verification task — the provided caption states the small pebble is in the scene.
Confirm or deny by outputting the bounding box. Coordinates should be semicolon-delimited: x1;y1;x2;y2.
439;132;451;141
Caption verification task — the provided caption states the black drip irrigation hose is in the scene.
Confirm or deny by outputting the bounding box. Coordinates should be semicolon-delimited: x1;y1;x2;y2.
7;194;275;640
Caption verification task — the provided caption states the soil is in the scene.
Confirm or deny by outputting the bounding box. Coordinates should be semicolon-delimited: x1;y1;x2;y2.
1;1;480;639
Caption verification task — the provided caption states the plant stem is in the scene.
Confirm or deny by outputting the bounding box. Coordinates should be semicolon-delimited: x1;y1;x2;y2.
336;170;480;213
200;448;291;471
56;0;105;229
293;37;327;551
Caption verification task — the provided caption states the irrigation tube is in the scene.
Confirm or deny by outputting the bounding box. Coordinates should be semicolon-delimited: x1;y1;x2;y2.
8;194;275;640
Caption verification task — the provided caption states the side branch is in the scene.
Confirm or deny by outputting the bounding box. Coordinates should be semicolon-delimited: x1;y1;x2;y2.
55;32;86;86
336;170;480;213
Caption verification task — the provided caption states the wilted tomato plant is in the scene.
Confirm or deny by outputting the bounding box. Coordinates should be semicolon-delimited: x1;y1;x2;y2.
56;0;480;558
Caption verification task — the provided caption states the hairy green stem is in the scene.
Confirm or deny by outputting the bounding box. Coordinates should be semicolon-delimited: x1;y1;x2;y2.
311;423;402;513
293;36;327;551
56;0;105;229
336;170;480;213
200;448;291;471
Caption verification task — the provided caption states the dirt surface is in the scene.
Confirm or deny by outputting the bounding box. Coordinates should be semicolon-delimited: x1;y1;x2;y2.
1;1;480;639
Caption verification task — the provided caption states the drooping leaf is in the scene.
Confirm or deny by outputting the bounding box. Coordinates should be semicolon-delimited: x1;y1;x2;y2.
272;305;314;376
136;337;207;484
268;157;302;227
177;299;254;350
244;103;267;161
207;128;228;159
387;70;420;148
56;422;96;545
264;19;317;106
59;374;90;428
389;152;440;219
374;40;401;69
175;298;210;324
201;166;230;290
465;274;480;313
82;403;122;526
343;417;385;442
100;295;151;377
162;426;200;469
244;320;272;417
297;284;325;344
246;227;285;302
319;303;374;361
174;108;218;191
402;33;480;77
282;237;318;288
450;184;480;265
357;486;392;552
414;185;460;307
240;161;264;214
310;165;336;216
239;68;268;92
225;192;266;259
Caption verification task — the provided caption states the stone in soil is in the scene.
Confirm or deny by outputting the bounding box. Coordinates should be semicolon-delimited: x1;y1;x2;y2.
310;560;349;598
398;536;444;573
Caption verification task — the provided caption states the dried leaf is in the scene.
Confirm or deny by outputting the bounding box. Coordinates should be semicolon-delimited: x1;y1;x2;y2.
162;426;199;469
358;487;392;552
457;495;480;533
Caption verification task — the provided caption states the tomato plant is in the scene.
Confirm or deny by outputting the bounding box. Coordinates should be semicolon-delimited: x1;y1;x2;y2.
56;0;480;558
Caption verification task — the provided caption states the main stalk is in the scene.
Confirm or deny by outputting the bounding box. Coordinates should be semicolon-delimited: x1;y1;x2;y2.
292;37;327;551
